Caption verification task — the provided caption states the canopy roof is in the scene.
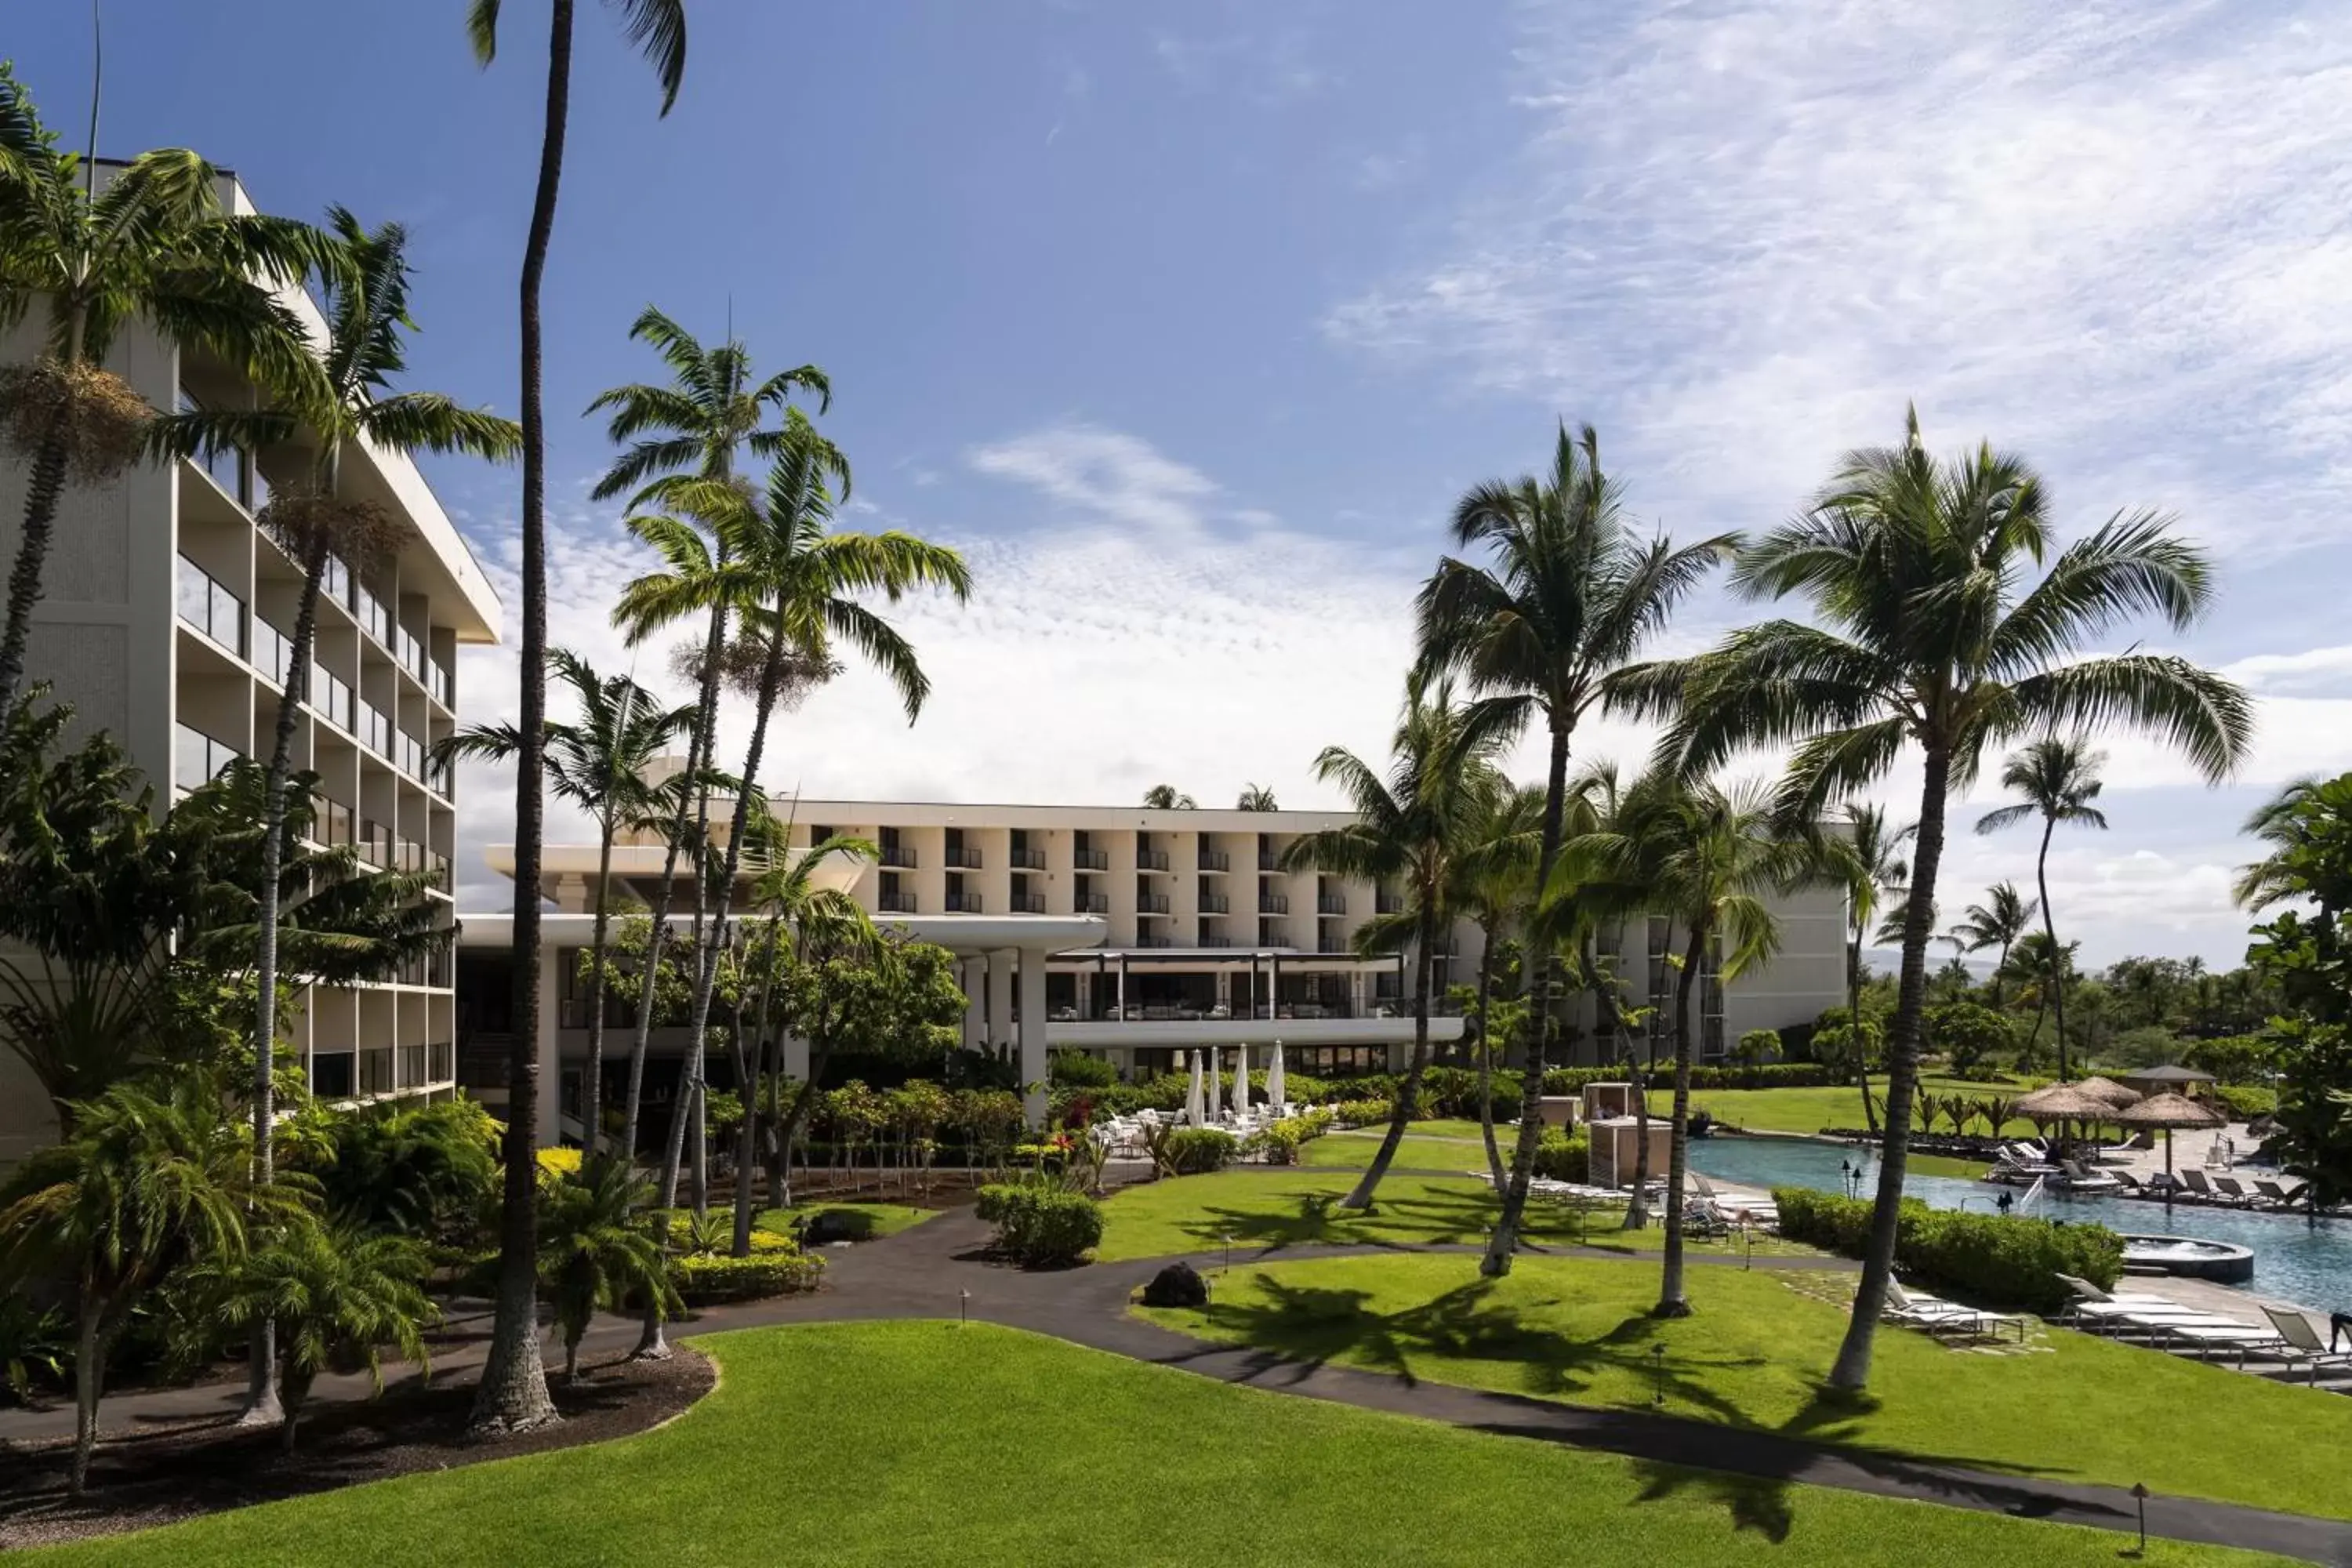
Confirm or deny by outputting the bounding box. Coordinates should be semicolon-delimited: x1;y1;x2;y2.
2014;1083;2122;1122
2072;1076;2143;1108
2122;1065;2216;1086
2114;1091;2227;1130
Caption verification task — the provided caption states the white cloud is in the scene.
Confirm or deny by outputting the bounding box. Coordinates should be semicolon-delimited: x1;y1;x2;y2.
2223;644;2352;699
1326;1;2352;557
967;423;1229;538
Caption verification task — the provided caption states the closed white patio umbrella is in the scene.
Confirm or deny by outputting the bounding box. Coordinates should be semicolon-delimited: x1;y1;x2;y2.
1266;1040;1286;1112
1184;1050;1204;1126
1232;1042;1250;1116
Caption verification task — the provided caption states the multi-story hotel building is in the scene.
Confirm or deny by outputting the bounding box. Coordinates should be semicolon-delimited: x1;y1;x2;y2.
463;789;1846;1140
0;169;502;1165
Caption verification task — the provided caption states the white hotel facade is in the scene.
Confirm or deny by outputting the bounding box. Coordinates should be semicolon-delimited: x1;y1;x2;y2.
0;169;499;1166
463;793;1848;1140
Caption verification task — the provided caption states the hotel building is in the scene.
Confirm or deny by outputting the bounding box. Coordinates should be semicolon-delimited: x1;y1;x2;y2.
0;169;501;1164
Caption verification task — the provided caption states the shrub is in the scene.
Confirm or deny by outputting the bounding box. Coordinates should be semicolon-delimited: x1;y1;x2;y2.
1048;1050;1119;1088
1334;1098;1394;1128
1532;1129;1588;1182
796;1207;880;1245
2183;1034;2273;1087
1925;1001;2016;1076
1734;1029;1782;1067
1246;1119;1308;1166
1164;1127;1240;1174
1772;1187;2122;1314
670;1250;824;1305
666;1213;799;1255
976;1182;1103;1267
1541;1062;1839;1094
2209;1083;2278;1120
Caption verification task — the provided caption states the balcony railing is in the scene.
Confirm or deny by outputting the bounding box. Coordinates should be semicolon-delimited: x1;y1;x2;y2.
1199;893;1230;914
313;665;356;733
176;387;267;512
1073;848;1109;871
174;724;241;792
1317;894;1348;916
880;844;918;869
1259;924;1290;947
1258;851;1278;871
1318;935;1352;954
356;698;394;760
252;619;296;687
1196;850;1230;872
944;845;983;869
360;1047;395;1097
1134;848;1170;872
428;1040;454;1083
879;891;918;913
1258;894;1290;914
1200;924;1229;946
176;554;246;657
397;729;426;780
1134;934;1178;949
1010;846;1046;870
354;582;394;649
1009;892;1046;914
1073;892;1109;914
426;755;455;798
430;656;455;707
1375;891;1406;915
308;1051;354;1099
1135;892;1171;914
318;797;354;848
945;891;983;913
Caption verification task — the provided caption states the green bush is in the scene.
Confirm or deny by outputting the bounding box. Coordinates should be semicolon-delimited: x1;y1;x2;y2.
2209;1083;2278;1120
1048;1051;1119;1088
1246;1120;1305;1165
2183;1034;2272;1087
1924;1002;2016;1075
1334;1098;1394;1128
1165;1128;1240;1174
975;1182;1103;1267
1541;1062;1839;1094
1772;1187;2122;1314
1533;1129;1588;1182
670;1249;824;1305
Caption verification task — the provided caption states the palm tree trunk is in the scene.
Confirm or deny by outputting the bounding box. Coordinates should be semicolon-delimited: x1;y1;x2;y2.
579;816;617;1157
0;427;71;721
1342;902;1438;1209
472;0;572;1439
69;1304;100;1497
238;527;331;1428
1482;721;1570;1276
1828;746;1951;1392
1656;926;1704;1318
2037;815;2067;1080
1849;930;1879;1138
735;916;784;1251
1623;1028;1654;1229
1474;917;1504;1189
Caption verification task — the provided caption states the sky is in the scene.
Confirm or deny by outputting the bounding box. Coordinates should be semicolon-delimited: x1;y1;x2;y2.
16;1;2352;967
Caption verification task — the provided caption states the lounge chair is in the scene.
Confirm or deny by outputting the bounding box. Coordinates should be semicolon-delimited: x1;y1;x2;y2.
2144;1319;2288;1367
2111;1171;2150;1196
2258;1307;2352;1385
2254;1179;2309;1210
2180;1171;2238;1204
1884;1283;2027;1342
2211;1177;2260;1205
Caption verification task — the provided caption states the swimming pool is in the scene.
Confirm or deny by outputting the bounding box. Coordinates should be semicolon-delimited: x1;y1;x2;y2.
1686;1134;2352;1309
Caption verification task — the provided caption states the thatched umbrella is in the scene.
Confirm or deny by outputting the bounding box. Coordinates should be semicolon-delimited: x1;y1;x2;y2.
2014;1083;2119;1158
2121;1064;2216;1098
2074;1076;2142;1109
2114;1091;2227;1182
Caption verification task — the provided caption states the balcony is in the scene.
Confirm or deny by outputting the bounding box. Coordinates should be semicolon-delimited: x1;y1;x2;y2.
1317;894;1348;916
357;698;394;760
1009;892;1046;914
174;724;241;793
1134;848;1170;872
1259;924;1290;947
1375;891;1406;915
1258;851;1278;871
1010;847;1046;870
426;755;455;799
253;619;296;687
313;665;357;733
1135;892;1171;915
1200;924;1229;946
1134;934;1178;949
945;891;984;913
1190;849;1229;873
880;844;918;869
1073;848;1109;871
879;891;919;914
176;554;246;657
1318;935;1353;955
1073;892;1109;914
1258;894;1290;915
1199;893;1230;914
944;845;983;869
354;582;394;650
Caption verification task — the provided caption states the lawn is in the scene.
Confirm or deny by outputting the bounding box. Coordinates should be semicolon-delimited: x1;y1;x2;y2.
752;1200;943;1240
1300;1130;1497;1171
1097;1171;1820;1262
1655;1079;2042;1139
21;1321;2285;1566
1140;1251;2350;1521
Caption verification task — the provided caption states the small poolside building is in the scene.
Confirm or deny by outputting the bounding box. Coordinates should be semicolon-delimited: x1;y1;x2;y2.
1587;1116;1672;1190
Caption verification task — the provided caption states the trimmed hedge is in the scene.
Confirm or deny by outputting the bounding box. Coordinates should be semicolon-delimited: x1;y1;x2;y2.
670;1249;825;1305
1533;1130;1589;1182
1544;1062;1839;1093
1165;1128;1240;1174
1333;1099;1394;1129
2209;1083;2277;1120
1772;1186;2123;1314
976;1183;1104;1267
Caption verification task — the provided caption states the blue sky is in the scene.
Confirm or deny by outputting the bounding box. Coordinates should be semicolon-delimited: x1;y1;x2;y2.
16;2;2352;964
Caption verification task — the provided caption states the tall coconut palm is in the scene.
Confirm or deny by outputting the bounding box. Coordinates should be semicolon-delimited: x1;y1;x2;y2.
151;208;520;1424
1449;771;1544;1185
0;64;328;720
1825;802;1909;1136
464;0;687;1439
1142;784;1197;809
1621;406;2251;1390
1976;737;2107;1075
1415;422;1734;1277
1563;774;1795;1315
1948;880;2038;1009
1236;783;1279;811
1283;681;1518;1209
437;650;694;1154
2234;776;2338;915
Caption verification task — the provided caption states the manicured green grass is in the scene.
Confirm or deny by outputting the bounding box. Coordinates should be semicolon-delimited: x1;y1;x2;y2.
1142;1252;2350;1521
752;1200;943;1240
1653;1080;2040;1140
23;1322;2284;1566
1299;1131;1498;1171
1097;1171;1820;1262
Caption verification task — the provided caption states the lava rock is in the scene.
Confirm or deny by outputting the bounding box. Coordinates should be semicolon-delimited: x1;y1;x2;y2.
1141;1261;1210;1308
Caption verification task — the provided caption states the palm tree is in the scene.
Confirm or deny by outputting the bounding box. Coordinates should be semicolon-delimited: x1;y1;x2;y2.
0;1077;289;1492
464;0;687;1440
539;1157;676;1381
185;1218;435;1452
1449;771;1544;1185
437;650;694;1153
2234;776;2337;914
1236;783;1278;811
1623;407;2251;1390
1415;423;1734;1277
1564;774;1795;1315
1976;736;2107;1074
1142;784;1197;809
1948;880;2038;1008
0;65;327;719
1824;803;1909;1136
1283;681;1517;1209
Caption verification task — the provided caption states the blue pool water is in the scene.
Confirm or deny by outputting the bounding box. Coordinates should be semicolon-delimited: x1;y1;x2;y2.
1687;1135;2352;1310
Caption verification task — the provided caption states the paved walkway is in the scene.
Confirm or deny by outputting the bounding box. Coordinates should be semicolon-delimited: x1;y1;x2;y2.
8;1199;2350;1565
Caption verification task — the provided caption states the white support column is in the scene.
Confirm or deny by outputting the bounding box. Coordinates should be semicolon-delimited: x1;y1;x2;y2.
1019;946;1051;1126
987;949;1014;1059
963;956;985;1050
535;946;561;1148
